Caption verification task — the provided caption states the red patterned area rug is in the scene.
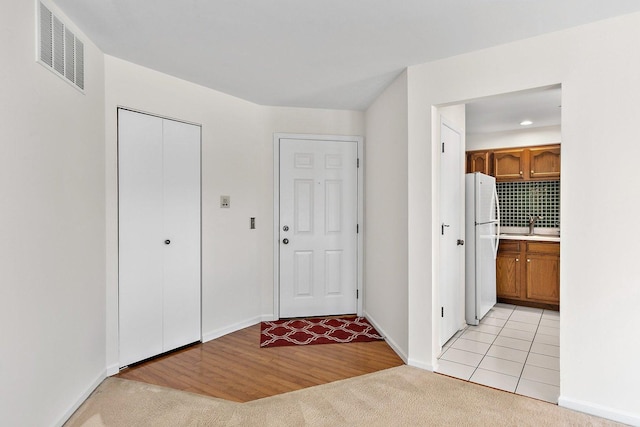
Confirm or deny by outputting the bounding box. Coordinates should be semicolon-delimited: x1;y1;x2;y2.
260;316;383;348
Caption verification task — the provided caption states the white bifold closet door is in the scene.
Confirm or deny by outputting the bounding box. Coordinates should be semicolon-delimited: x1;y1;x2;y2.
118;109;201;367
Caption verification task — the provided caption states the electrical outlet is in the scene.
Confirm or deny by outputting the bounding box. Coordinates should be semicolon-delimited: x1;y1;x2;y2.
220;195;230;208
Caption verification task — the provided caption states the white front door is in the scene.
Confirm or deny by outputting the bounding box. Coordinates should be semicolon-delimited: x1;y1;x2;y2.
279;138;358;318
439;121;463;345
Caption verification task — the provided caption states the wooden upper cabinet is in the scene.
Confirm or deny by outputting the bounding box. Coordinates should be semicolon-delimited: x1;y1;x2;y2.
493;148;526;181
529;146;561;179
466;150;492;175
490;144;560;182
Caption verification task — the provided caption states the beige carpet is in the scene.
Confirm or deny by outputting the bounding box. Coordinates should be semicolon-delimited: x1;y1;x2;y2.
65;366;622;426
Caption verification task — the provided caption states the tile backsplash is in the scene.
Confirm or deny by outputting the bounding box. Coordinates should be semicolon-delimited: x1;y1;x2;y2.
496;180;560;228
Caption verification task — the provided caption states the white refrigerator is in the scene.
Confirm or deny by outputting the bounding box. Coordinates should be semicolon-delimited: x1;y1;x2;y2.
465;172;500;326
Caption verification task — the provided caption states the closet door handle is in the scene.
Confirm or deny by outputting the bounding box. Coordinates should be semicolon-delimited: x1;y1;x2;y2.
165;239;171;245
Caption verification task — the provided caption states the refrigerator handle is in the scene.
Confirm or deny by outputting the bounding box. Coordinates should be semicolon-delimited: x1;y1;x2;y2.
492;184;500;224
493;185;501;260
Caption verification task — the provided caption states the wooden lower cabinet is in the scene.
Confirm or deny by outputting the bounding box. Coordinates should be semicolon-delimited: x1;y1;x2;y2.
526;254;560;303
497;240;559;310
496;242;521;299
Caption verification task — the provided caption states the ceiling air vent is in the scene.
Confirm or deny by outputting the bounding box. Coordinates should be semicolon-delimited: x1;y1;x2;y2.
38;2;85;92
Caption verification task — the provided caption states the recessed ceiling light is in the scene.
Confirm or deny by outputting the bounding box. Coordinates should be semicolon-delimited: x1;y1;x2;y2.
520;120;533;126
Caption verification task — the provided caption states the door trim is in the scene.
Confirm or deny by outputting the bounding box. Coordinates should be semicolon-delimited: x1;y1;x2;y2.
273;133;364;320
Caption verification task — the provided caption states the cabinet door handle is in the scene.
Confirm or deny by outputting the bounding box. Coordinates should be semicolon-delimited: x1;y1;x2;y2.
516;258;519;262
519;171;523;175
531;170;534;174
527;259;531;262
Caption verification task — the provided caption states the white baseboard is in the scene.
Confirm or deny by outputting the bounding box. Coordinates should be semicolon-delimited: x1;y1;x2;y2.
54;369;106;427
407;358;436;372
106;363;120;376
202;316;262;343
363;310;408;364
261;313;276;322
558;396;640;426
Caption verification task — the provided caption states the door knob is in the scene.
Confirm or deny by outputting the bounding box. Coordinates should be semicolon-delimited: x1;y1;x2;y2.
457;239;465;246
164;239;171;245
282;238;289;244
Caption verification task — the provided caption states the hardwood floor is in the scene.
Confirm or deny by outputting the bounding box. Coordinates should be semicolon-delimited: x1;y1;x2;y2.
116;323;404;403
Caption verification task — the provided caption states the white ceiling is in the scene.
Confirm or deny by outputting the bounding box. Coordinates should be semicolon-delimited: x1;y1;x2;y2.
54;0;640;111
466;86;562;134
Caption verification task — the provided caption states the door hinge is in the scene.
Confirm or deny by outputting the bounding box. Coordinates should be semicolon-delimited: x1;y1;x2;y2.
357;158;360;168
357;224;359;234
442;142;445;153
356;289;359;299
441;307;444;317
441;223;450;235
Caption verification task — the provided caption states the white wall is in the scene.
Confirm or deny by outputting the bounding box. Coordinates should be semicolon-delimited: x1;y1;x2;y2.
0;1;106;426
262;107;366;318
104;56;264;371
402;13;640;424
104;57;365;372
466;125;561;150
363;71;409;360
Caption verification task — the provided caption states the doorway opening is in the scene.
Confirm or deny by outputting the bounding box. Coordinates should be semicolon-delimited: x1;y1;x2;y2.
436;85;562;404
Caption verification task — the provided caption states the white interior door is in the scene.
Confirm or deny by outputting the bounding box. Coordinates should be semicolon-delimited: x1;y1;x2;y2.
439;121;464;345
119;109;201;367
279;138;358;318
119;110;164;365
161;118;201;352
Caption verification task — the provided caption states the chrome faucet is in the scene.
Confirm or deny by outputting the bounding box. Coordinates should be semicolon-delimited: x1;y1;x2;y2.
528;215;542;235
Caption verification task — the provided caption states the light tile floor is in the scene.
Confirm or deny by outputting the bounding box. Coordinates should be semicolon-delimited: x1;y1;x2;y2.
436;303;560;403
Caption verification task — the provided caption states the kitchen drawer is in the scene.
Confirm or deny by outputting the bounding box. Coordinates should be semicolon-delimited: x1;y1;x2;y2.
498;240;521;252
526;242;560;255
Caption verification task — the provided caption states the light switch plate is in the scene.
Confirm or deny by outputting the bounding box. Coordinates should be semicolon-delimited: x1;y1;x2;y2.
220;195;230;208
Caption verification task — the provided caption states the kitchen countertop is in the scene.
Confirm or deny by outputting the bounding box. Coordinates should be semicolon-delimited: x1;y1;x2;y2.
499;233;560;243
499;227;560;242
